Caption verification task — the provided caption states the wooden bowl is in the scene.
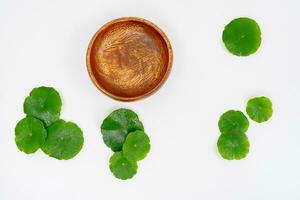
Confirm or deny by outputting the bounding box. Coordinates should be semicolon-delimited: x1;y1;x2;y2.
86;17;173;101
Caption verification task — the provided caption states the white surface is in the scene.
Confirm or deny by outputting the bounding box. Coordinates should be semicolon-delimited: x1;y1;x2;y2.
1;0;300;199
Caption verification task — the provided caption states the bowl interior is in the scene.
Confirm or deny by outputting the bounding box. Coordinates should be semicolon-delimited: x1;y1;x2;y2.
87;18;172;101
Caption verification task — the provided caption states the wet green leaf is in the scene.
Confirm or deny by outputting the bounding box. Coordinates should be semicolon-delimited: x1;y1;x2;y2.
123;130;150;161
101;108;144;152
15;117;47;154
246;96;273;123
41;119;84;160
24;86;62;126
109;152;138;180
217;132;250;160
222;17;261;56
218;110;249;135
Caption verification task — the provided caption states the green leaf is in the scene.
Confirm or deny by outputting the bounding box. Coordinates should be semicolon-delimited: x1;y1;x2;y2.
15;117;47;154
218;110;249;135
123;130;150;161
41;119;84;160
246;96;273;123
217;132;250;160
101;108;144;152
109;152;138;180
222;17;261;56
24;86;62;127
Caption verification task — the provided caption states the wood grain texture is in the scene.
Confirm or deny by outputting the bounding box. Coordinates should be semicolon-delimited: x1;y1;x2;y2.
86;17;173;101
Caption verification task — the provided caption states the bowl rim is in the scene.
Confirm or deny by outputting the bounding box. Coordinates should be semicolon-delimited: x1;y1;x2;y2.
86;17;173;102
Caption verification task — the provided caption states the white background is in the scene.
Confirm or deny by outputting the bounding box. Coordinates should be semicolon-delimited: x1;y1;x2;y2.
1;0;300;199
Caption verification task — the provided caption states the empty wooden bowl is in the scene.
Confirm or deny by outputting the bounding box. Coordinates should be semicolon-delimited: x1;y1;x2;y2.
86;17;173;101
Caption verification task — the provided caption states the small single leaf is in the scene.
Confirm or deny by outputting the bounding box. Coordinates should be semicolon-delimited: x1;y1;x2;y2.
15;117;47;154
109;152;138;180
101;108;144;152
222;17;261;56
23;86;62;126
246;96;273;123
41;119;84;160
217;132;250;160
218;110;249;135
123;130;150;161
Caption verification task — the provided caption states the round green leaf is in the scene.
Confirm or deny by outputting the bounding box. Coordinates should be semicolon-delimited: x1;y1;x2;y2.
222;17;261;56
101;108;144;152
218;110;249;135
24;86;62;126
217;132;250;160
41;119;84;160
246;96;273;123
15;117;47;154
123;130;150;161
109;152;138;180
